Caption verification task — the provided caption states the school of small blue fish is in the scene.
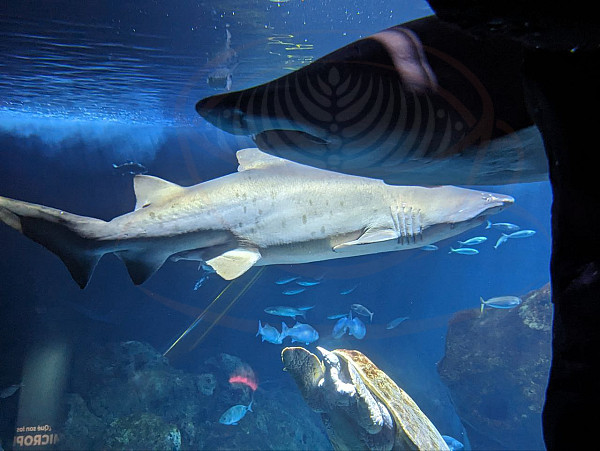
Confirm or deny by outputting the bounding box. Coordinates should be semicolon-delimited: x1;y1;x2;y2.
186;217;537;366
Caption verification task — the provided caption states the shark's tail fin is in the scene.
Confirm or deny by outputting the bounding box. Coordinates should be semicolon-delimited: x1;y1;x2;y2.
0;196;108;289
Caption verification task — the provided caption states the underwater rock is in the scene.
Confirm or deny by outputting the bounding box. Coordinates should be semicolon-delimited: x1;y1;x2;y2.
104;413;181;451
60;340;330;450
197;373;217;396
61;393;106;450
437;283;552;449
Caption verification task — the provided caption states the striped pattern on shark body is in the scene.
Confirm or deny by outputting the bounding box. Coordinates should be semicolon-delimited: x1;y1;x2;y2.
197;15;548;186
247;62;464;171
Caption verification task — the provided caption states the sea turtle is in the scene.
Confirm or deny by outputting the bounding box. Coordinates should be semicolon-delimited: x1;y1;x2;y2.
281;346;449;450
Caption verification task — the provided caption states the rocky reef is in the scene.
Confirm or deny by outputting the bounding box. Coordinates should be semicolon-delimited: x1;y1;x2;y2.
438;283;552;450
59;341;331;450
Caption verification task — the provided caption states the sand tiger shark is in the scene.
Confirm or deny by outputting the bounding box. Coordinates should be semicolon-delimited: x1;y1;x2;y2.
196;15;548;186
0;149;513;288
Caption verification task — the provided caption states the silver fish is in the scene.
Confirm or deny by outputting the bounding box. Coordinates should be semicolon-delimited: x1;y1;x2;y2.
219;400;253;425
507;229;536;239
386;316;409;329
264;305;314;319
282;288;306;295
494;234;509;249
480;296;522;312
486;221;521;232
419;244;438;251
348;316;366;339
448;247;479;255
351;304;374;322
457;236;487;246
327;313;349;320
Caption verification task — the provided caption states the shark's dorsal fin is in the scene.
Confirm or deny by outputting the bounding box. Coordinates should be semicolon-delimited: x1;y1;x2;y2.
133;175;184;210
236;148;288;172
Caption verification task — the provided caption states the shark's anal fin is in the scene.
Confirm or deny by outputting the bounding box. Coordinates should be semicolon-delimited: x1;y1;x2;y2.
206;248;261;280
333;228;398;252
133;175;185;210
116;250;170;285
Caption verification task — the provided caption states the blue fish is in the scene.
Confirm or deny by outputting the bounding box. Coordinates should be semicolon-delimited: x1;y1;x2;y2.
348;316;366;339
256;320;283;344
419;244;439;251
340;285;358;295
448;247;479;255
296;280;321;287
282;288;305;295
442;435;464;451
386;316;409;330
193;263;217;290
281;322;319;344
193;275;209;290
219;401;253;425
275;276;299;285
332;316;350;339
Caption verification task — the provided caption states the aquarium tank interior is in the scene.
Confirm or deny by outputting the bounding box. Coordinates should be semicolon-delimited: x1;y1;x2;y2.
0;1;553;450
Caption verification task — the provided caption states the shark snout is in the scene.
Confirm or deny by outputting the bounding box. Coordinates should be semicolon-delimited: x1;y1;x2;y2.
485;193;515;208
480;192;514;217
196;95;248;134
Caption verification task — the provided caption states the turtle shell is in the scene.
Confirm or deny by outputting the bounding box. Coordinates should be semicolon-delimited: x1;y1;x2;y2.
334;349;449;450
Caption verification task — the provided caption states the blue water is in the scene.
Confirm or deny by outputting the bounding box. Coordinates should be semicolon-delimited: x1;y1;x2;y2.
0;1;551;450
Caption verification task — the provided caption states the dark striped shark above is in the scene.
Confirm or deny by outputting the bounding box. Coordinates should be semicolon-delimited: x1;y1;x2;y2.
196;15;548;186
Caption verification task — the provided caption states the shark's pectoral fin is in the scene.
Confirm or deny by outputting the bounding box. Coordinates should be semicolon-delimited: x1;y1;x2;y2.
206;248;261;280
333;228;398;252
117;251;170;285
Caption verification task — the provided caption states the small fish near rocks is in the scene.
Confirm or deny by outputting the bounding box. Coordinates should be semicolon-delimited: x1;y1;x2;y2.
480;296;522;313
219;400;253;426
